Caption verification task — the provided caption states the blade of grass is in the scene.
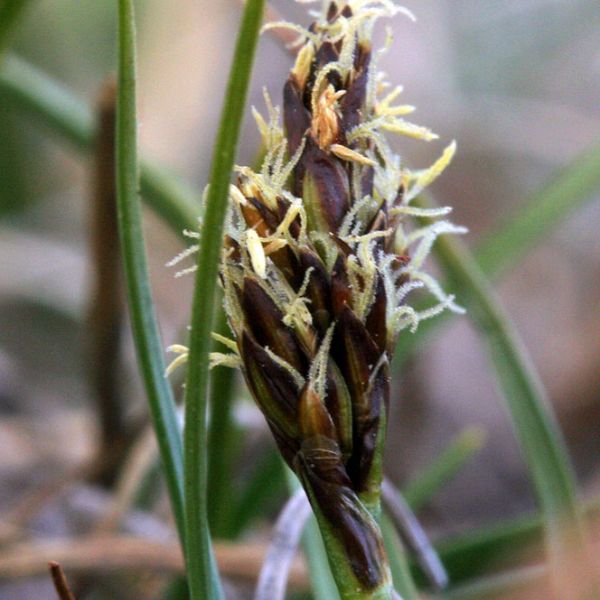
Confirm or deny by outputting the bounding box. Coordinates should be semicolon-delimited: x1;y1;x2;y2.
402;427;486;512
182;1;264;598
207;303;240;538
0;55;198;238
115;0;185;546
0;0;33;56
476;141;600;278
434;497;600;586
416;194;585;588
381;514;419;600
442;565;546;600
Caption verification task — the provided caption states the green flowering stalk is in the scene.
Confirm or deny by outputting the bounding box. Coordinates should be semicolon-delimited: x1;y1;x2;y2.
169;1;465;598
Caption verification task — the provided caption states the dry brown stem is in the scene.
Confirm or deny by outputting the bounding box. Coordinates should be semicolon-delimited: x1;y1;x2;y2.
0;536;309;589
86;77;129;486
48;561;77;600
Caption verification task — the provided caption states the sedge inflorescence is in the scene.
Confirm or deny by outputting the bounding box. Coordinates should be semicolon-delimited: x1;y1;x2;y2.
169;1;465;597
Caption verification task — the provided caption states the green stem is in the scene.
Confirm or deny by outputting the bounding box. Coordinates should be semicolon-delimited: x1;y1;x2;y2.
115;0;185;547
182;1;264;598
207;303;240;538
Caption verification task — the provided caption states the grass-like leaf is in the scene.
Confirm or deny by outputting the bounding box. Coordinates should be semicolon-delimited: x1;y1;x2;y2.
0;55;198;238
182;1;264;598
382;514;419;600
442;566;544;600
0;0;33;55
434;497;600;586
476;141;600;278
403;427;486;511
115;0;185;545
418;195;585;586
207;303;241;538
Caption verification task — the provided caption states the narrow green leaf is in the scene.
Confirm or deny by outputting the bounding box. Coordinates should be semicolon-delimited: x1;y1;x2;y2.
403;427;486;511
434;497;600;586
303;515;342;600
207;303;240;538
0;55;198;238
115;0;185;546
182;1;264;598
476;141;600;278
0;0;33;56
442;565;545;600
381;514;419;600
416;195;585;584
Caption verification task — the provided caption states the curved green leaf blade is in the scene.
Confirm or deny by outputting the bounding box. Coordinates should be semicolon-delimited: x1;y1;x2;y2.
382;514;419;600
182;1;265;598
403;427;486;512
477;142;600;278
115;0;185;545
418;195;586;589
0;55;198;237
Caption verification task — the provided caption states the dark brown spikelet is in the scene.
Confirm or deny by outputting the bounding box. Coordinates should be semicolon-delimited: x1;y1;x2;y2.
205;2;464;597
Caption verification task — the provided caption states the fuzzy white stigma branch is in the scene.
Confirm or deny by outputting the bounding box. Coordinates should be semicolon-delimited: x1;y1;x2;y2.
168;2;465;599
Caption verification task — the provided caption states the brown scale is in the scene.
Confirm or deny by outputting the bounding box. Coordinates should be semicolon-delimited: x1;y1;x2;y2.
324;361;354;461
302;137;350;232
298;247;333;336
364;273;388;355
241;277;309;374
331;305;387;497
340;42;371;135
331;253;353;316
240;330;302;444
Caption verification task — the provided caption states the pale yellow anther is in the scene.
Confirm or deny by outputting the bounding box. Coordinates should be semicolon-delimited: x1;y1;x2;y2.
292;41;315;90
165;345;189;376
167;344;188;354
209;352;242;370
330;143;376;166
264;239;288;255
274;202;302;238
229;184;248;207
311;84;345;149
246;229;267;278
211;333;239;353
251;107;269;143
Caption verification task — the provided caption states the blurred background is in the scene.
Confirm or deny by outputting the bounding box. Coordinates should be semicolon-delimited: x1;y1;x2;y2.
1;0;599;598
